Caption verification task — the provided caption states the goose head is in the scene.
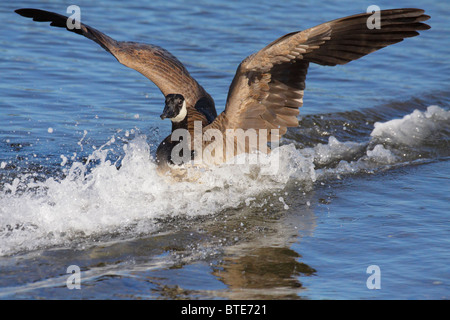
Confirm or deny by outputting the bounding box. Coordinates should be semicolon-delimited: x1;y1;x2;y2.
160;94;187;123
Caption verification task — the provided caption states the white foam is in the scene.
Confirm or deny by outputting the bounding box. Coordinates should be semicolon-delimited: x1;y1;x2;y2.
371;105;450;145
365;144;398;164
313;136;365;166
0;105;448;256
0;134;318;255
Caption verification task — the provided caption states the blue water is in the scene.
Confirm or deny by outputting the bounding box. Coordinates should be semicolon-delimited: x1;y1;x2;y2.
0;0;449;299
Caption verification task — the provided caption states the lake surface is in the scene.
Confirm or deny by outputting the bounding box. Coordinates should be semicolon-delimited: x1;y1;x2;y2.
0;0;449;300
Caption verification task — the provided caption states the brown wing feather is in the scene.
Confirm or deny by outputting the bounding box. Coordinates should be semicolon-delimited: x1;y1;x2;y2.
207;8;430;150
15;8;215;111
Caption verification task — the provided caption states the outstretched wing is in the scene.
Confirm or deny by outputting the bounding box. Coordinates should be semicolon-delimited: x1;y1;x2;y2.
15;8;215;112
207;8;430;140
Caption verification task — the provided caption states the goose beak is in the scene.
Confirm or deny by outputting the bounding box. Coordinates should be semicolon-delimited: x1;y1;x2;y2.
160;104;171;120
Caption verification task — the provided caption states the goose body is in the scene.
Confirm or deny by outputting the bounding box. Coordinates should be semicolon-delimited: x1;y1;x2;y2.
15;8;430;176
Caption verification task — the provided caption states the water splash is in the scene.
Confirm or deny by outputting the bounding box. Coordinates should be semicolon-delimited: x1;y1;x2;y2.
0;105;448;256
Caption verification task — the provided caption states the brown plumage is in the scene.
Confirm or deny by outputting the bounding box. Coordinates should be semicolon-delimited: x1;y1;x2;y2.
15;8;430;172
15;8;215;133
207;9;430;140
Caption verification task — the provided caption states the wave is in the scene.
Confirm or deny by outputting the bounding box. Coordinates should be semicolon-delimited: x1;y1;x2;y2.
0;104;448;256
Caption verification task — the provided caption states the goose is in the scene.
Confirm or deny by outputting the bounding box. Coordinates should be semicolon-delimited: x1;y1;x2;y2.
15;8;430;176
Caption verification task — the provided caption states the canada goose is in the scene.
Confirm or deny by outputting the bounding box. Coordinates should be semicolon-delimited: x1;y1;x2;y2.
15;8;430;175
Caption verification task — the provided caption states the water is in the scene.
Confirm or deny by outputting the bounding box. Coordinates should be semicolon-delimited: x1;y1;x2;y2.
0;0;449;300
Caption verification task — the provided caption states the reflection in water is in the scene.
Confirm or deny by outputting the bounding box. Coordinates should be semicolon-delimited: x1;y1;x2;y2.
0;187;319;299
205;190;318;299
213;247;316;299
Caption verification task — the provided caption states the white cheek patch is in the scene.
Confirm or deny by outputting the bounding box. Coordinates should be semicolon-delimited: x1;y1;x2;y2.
170;100;187;123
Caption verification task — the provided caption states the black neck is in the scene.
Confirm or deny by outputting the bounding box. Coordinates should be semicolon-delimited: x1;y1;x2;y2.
171;115;188;131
